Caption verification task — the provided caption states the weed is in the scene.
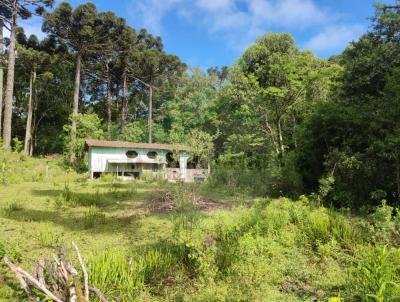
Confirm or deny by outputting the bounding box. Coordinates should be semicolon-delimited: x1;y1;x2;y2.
1;201;24;217
82;206;106;229
349;246;400;301
35;223;62;247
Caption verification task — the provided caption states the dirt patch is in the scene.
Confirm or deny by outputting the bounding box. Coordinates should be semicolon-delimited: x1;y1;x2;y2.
281;280;324;300
149;191;229;213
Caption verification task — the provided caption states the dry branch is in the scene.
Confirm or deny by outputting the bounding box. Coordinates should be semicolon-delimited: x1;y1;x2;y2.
89;286;110;302
72;241;89;301
3;256;33;299
3;242;111;302
3;256;63;302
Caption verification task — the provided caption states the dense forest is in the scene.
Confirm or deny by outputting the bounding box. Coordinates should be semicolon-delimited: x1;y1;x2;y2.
1;1;400;208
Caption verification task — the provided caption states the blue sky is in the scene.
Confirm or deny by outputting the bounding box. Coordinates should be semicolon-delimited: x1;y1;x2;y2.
20;0;396;69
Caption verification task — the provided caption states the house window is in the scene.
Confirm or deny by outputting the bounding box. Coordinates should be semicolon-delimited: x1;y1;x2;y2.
147;151;157;159
126;150;138;158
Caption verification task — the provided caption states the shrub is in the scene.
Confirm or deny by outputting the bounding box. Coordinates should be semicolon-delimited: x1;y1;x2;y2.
63;113;104;171
349;246;400;301
368;201;399;244
12;137;23;153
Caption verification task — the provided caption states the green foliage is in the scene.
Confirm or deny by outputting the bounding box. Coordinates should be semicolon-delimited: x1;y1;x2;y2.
89;247;178;301
82;206;106;229
349;246;400;301
119;121;146;142
187;129;214;168
63;113;104;171
1;201;24;217
11;138;23;153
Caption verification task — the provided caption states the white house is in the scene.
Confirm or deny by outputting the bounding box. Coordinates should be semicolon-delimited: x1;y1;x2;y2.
85;139;208;182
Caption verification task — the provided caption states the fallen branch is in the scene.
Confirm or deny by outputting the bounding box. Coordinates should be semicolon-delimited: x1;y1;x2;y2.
3;242;110;302
72;241;89;301
89;286;109;302
3;256;33;299
3;256;63;302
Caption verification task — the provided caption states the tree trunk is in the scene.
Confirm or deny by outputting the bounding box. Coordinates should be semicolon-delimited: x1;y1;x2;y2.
120;68;127;131
106;66;112;139
24;69;36;154
0;24;4;135
2;13;17;149
70;53;81;162
396;157;400;203
277;117;284;161
148;85;152;143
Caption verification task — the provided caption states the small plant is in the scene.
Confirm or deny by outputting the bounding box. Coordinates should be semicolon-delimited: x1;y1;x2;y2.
62;182;73;202
349;246;400;301
1;201;24;217
0;158;11;185
82;206;106;229
0;240;22;262
12;137;23;153
35;226;61;248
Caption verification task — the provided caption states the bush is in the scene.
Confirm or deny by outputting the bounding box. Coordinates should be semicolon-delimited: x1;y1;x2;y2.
208;153;303;198
63;113;104;171
349;246;400;301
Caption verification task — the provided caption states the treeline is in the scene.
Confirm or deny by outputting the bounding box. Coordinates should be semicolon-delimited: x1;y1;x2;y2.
0;1;399;208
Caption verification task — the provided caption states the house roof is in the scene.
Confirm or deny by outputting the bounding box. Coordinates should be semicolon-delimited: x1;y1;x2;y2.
85;139;191;151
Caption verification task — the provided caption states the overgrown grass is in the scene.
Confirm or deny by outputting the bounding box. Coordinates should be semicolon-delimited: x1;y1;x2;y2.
0;154;400;302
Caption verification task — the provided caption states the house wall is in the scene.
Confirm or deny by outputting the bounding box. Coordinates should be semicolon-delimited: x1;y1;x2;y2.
88;147;169;173
88;147;191;180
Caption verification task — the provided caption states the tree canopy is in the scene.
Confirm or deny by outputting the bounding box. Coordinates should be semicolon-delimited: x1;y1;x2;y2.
0;1;399;208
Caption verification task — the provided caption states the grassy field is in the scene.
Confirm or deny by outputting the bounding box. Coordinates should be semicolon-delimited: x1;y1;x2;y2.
0;153;400;301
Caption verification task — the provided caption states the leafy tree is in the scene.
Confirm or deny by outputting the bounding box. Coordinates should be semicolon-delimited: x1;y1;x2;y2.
15;30;51;154
43;2;102;160
0;21;4;134
187;129;214;169
63;112;104;170
1;0;53;149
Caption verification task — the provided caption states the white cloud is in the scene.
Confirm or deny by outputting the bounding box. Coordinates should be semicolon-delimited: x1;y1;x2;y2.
127;0;182;35
304;24;365;53
127;0;366;57
196;0;233;12
248;0;327;28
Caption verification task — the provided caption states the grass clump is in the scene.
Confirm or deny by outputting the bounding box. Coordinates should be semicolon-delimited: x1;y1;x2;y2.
1;200;24;217
89;247;179;301
82;206;106;229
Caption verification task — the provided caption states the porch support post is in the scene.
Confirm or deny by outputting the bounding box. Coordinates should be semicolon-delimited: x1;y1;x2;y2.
179;153;188;182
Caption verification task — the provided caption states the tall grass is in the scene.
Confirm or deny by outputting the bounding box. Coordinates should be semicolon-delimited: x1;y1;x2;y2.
89;247;179;301
82;206;106;229
1;201;24;217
